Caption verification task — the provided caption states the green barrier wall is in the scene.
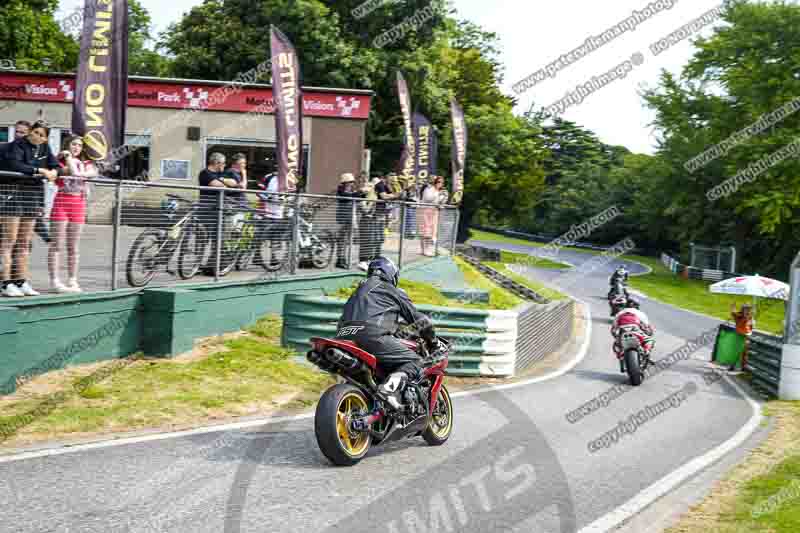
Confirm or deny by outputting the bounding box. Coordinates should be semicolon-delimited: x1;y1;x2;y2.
281;294;522;376
0;272;361;396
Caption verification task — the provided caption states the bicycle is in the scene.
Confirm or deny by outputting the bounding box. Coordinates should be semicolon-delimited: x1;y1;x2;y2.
125;194;210;287
255;203;335;273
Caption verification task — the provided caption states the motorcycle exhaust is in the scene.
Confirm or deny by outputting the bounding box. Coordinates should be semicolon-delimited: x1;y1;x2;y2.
324;347;361;371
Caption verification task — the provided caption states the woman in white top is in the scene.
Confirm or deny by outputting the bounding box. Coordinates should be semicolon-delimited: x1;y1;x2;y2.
49;135;97;293
417;175;448;257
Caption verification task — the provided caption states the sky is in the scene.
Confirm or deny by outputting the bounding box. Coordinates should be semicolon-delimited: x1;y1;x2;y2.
54;0;728;155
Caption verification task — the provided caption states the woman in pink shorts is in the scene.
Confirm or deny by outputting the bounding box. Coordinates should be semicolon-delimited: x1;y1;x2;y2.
48;135;97;293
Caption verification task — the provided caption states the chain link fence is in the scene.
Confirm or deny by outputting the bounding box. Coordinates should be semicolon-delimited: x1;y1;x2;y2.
0;172;459;295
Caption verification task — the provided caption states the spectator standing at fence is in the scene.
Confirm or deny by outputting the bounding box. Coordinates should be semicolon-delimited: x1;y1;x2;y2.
335;173;366;269
198;152;229;275
402;179;419;239
357;176;382;270
417;175;448;257
372;174;400;261
224;153;249;208
47;135;97;293
730;303;755;372
1;121;51;247
256;172;290;270
0;120;60;297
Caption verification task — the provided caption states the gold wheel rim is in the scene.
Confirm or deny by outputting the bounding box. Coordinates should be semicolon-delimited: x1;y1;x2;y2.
429;388;453;438
336;392;370;457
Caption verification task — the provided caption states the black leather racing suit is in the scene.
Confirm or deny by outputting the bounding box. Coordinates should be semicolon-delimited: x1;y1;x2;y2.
336;275;435;380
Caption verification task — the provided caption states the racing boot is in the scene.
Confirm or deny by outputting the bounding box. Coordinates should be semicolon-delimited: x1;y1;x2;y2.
377;371;407;411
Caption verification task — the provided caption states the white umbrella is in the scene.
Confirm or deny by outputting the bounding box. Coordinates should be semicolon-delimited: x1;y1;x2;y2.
709;274;788;319
709;275;788;299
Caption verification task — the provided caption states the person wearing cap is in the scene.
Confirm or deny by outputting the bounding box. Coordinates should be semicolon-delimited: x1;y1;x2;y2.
335;172;366;269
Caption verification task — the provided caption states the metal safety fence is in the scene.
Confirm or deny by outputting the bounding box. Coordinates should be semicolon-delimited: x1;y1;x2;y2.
661;252;743;282
748;329;783;398
0;172;459;296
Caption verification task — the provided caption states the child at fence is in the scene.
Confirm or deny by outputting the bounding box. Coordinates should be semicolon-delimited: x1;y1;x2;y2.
48;135;97;293
730;303;754;372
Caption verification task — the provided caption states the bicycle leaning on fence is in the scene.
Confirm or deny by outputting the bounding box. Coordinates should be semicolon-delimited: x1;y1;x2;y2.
125;194;211;287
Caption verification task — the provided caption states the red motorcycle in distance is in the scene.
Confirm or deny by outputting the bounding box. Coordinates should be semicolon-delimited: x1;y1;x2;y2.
612;323;654;386
306;335;454;466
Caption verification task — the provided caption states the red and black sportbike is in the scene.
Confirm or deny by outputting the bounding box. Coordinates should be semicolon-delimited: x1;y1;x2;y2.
612;323;654;386
306;335;454;466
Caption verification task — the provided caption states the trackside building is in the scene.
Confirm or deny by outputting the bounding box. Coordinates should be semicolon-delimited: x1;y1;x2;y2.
0;71;373;194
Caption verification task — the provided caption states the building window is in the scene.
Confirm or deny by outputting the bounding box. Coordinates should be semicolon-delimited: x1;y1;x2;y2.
104;134;151;180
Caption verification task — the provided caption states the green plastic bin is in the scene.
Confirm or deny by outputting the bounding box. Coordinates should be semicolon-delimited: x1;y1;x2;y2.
713;327;745;366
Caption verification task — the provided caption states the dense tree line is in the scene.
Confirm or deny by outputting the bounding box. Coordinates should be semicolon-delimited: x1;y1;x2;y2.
1;0;797;276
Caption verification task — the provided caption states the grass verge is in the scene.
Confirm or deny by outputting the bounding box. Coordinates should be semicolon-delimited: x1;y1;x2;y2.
331;257;523;311
468;228;595;255
0;315;335;448
666;400;800;533
498;249;571;269
625;256;785;335
485;261;567;301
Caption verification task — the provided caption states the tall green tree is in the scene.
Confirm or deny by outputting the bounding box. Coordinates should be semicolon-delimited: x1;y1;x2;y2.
0;0;78;71
642;0;800;275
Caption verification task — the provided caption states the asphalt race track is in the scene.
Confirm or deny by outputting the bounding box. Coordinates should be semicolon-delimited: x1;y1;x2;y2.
0;240;760;533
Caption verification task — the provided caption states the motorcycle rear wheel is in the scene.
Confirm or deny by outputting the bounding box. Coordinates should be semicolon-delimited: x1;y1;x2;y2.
625;349;643;386
315;384;372;466
422;384;453;445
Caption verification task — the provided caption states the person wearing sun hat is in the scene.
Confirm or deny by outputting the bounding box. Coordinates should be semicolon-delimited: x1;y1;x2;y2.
335;172;366;269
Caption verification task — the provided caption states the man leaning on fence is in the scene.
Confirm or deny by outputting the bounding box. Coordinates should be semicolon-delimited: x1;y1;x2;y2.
198;152;239;276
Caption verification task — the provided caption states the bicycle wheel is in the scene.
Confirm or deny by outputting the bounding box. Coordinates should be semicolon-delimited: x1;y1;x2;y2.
126;229;167;287
311;230;335;269
257;238;290;272
235;220;258;271
178;223;209;279
215;228;239;277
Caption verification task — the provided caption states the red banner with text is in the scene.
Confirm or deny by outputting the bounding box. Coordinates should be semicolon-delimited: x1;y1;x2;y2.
0;73;371;120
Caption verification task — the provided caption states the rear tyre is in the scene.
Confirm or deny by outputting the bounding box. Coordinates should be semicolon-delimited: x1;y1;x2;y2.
625;349;643;386
315;384;372;466
422;384;453;446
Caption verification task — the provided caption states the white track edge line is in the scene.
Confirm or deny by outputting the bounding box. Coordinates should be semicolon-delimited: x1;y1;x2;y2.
0;299;593;464
577;370;763;533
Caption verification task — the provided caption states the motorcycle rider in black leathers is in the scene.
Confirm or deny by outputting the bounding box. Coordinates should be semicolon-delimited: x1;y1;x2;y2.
335;256;438;410
608;266;630;300
610;265;629;287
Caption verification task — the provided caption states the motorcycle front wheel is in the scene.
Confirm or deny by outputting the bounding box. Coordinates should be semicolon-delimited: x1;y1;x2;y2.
422;384;453;445
315;384;372;466
625;349;643;386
